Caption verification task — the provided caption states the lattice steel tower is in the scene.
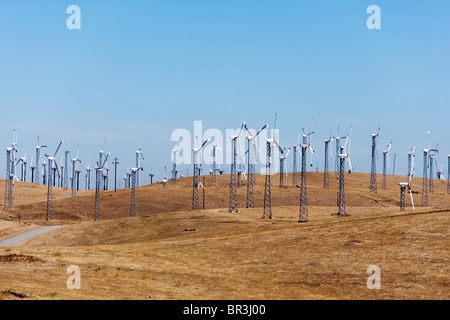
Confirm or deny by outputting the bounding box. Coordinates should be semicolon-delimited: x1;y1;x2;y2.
34;138;47;185
94;168;102;221
299;145;309;222
64;151;69;189
422;149;429;207
4;148;14;211
243;123;267;208
263;139;273;219
292;145;299;187
45;140;63;220
323;137;333;188
130;168;142;217
192;139;209;211
46;158;54;220
246;138;256;207
172;147;178;185
229;136;239;213
338;154;347;217
429;154;435;193
399;183;406;211
211;145;218;184
279;148;290;188
370;134;378;193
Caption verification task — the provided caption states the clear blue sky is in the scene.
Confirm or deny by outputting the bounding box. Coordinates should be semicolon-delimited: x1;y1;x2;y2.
1;1;449;185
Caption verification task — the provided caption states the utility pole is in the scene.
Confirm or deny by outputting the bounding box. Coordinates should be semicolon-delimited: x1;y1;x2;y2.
113;157;119;192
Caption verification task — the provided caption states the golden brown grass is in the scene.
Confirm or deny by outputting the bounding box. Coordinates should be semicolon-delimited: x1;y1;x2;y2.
0;172;448;300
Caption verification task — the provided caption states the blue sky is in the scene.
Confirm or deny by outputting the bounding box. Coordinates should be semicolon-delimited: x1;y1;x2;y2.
1;1;449;185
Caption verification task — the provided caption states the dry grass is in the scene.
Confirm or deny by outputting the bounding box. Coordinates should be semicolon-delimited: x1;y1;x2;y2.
0;172;448;300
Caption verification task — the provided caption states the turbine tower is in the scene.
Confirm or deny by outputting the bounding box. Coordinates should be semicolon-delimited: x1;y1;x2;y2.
279;148;290;188
71;146;81;197
299;144;309;222
86;163;91;190
422;149;429;207
149;170;154;184
4;143;17;211
130;166;143;217
334;127;347;174
263;124;283;219
262;138;283;219
370;125;381;193
408;146;416;177
45;140;63;220
243;122;268;207
337;127;353;218
135;149;144;187
382;142;392;190
429;147;439;193
298;122;315;222
399;154;415;212
211;145;222;184
192;138;209;210
98;140;106;189
301;119;315;168
94;152;110;221
323;133;334;188
34;137;47;185
30;157;35;183
229;134;239;213
172;146;179;185
64;151;70;189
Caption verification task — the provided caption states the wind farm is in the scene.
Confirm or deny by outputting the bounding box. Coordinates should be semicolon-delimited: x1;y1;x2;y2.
0;122;449;301
0;0;448;304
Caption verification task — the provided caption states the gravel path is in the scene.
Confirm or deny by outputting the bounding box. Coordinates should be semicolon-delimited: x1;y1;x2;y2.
0;225;65;247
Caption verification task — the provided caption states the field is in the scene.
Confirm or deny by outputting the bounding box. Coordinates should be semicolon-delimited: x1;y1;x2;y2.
0;172;448;300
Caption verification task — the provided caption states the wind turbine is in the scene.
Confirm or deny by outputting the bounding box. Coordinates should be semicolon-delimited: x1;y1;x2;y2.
323;132;334;188
98;139;107;189
149;170;155;184
130;165;143;217
94;152;110;221
301;118;315;167
408;146;416;177
370;124;381;193
45;140;64;220
382;142;392;190
399;152;416;211
337;126;353;217
16;154;27;182
263;114;283;219
279;147;290;188
211;144;222;184
4;143;18;211
334;127;348;174
162;166;168;188
70;145;81;197
86;163;92;190
172;145;179;185
193;138;209;210
229;123;246;213
30;156;35;183
243;122;268;207
135;148;144;187
34;136;47;185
